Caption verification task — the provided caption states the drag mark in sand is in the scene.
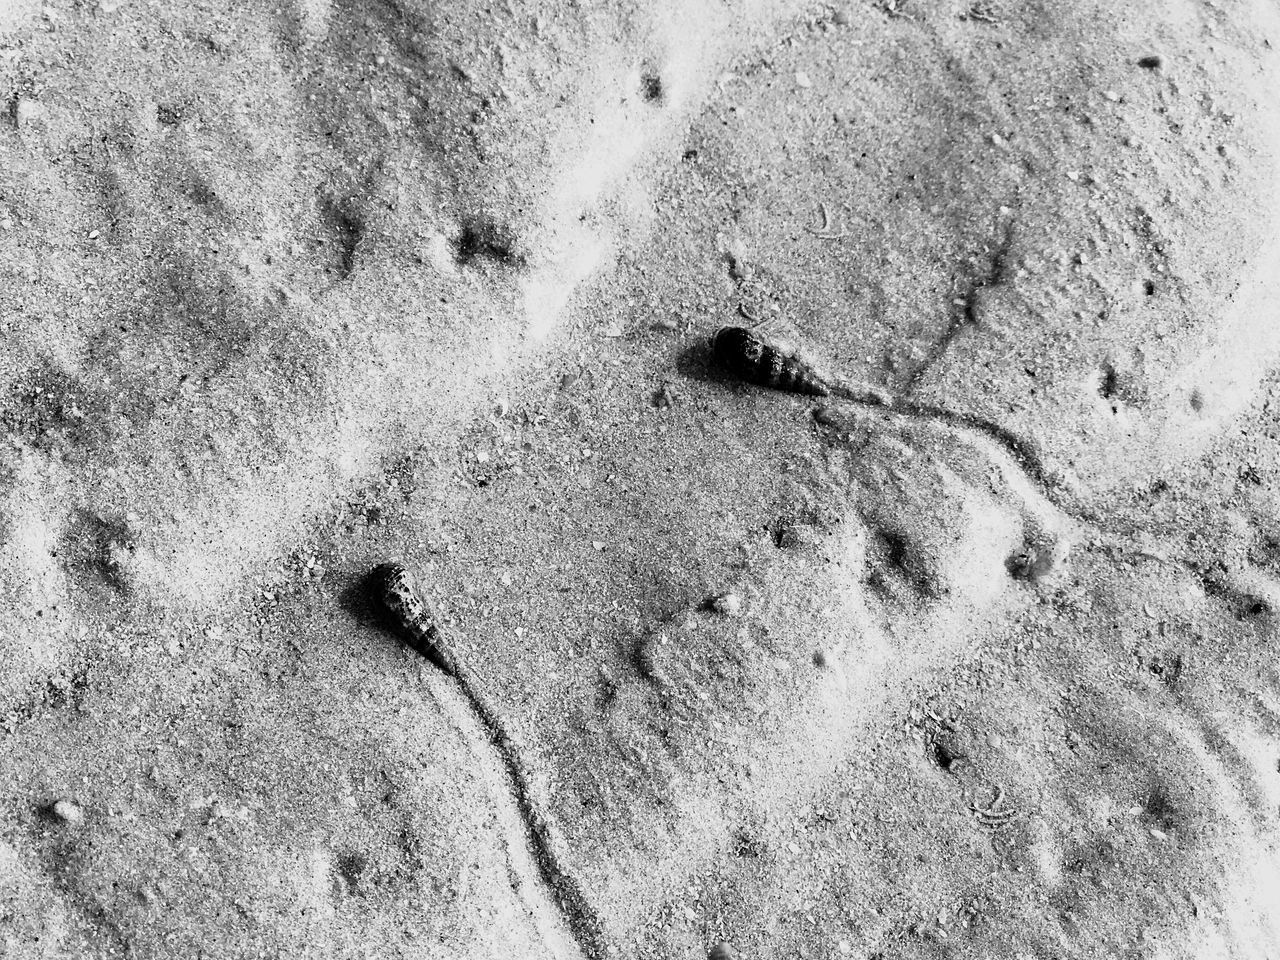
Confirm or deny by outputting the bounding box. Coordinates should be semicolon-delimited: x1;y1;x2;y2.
707;324;1083;522
373;564;606;959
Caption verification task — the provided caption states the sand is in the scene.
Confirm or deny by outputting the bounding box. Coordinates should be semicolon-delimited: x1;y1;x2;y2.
2;0;1280;957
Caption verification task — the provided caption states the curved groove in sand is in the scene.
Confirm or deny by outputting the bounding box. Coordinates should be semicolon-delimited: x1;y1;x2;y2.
421;664;606;959
815;396;1077;522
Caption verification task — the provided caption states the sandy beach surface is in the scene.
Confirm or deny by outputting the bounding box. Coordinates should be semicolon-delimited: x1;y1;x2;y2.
2;0;1280;957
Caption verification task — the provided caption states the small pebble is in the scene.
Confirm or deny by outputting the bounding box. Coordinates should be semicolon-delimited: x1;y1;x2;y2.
812;406;839;427
52;799;83;824
711;592;742;616
773;523;803;549
14;98;46;126
1138;54;1163;70
833;9;851;25
795;70;812;88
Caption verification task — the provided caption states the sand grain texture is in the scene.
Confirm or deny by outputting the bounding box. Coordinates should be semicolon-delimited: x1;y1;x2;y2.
2;0;1280;957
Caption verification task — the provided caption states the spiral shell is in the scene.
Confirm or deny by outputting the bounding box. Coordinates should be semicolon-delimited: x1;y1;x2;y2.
710;326;831;396
374;562;457;676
